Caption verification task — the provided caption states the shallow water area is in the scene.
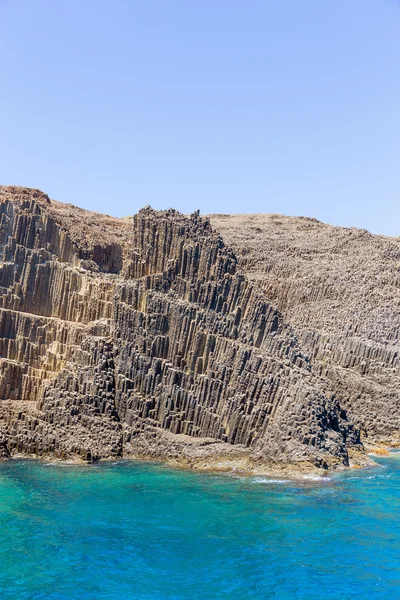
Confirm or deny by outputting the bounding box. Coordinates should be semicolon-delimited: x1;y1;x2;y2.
0;457;399;599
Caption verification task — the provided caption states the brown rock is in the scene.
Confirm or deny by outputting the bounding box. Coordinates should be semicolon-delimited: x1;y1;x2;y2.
0;187;366;472
209;213;400;447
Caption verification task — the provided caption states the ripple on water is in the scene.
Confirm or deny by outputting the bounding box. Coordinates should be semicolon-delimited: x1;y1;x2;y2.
0;457;399;600
250;477;290;484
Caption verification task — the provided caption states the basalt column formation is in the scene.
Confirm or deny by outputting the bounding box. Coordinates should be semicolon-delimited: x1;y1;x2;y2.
209;214;400;447
0;186;363;471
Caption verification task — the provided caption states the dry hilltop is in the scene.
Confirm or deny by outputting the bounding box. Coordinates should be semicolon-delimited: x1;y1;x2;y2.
0;186;396;474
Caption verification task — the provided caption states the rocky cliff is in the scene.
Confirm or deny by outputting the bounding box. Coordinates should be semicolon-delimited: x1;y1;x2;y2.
209;214;400;448
0;187;370;472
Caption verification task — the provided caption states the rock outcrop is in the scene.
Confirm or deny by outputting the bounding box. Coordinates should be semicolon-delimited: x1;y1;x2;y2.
209;214;400;447
0;187;368;472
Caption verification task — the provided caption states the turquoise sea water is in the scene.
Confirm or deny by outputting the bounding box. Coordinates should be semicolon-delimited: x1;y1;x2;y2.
0;457;400;600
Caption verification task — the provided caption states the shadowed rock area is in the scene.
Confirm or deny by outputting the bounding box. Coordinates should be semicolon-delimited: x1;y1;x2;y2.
0;187;370;473
209;214;400;448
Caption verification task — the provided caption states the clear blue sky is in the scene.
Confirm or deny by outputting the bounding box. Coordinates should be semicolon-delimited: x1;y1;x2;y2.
1;1;399;234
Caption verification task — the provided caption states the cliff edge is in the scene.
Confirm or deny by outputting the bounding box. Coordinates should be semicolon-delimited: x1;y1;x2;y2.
0;187;369;473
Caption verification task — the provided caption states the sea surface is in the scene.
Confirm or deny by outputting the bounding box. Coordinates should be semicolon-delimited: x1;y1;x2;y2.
0;456;400;600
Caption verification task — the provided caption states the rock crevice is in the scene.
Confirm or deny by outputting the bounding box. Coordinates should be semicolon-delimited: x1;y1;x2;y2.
0;187;366;471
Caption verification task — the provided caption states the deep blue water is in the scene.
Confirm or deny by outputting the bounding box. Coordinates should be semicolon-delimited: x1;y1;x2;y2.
0;457;400;600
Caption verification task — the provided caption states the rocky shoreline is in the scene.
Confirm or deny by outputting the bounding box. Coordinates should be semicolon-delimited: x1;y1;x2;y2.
1;421;376;480
0;186;398;473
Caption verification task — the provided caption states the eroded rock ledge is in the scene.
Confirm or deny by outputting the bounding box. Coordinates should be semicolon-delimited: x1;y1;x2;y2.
0;187;368;473
209;213;400;450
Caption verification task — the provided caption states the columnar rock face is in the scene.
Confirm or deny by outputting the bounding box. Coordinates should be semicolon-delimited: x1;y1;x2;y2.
209;214;400;446
0;187;364;470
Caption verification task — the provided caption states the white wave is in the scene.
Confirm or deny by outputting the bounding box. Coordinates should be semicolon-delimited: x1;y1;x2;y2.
302;475;332;482
251;477;290;484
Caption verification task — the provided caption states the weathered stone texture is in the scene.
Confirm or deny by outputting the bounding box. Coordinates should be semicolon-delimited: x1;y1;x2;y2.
0;187;363;469
209;214;400;445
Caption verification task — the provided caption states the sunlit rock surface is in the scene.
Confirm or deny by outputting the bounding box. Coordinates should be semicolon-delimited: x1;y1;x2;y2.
0;187;369;471
209;213;400;447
